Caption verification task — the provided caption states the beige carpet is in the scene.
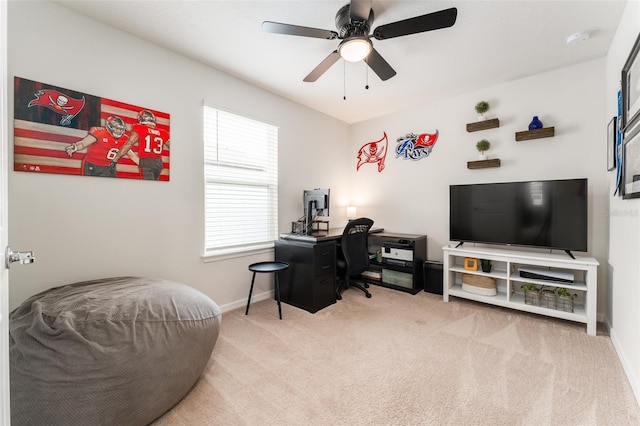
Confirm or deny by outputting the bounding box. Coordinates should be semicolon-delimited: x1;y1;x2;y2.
154;285;640;425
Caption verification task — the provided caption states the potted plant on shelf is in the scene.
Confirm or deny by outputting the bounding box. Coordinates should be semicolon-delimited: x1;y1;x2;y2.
476;139;490;160
475;101;489;121
480;259;492;273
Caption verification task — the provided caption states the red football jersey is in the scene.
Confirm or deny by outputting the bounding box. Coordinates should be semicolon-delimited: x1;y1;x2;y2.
132;123;169;160
83;127;129;166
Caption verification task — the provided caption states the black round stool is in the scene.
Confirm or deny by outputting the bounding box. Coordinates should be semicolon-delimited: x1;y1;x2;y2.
245;261;289;320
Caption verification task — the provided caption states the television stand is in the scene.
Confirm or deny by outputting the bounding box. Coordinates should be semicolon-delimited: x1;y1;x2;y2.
565;250;576;260
443;245;598;335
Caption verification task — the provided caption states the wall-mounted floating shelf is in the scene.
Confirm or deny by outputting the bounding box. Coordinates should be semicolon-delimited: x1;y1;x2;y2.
466;118;500;132
515;127;555;141
467;159;501;169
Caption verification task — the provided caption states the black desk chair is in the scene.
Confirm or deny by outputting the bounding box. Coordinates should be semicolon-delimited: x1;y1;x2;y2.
336;217;374;299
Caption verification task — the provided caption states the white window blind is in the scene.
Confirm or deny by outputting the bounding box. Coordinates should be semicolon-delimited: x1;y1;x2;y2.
203;106;278;255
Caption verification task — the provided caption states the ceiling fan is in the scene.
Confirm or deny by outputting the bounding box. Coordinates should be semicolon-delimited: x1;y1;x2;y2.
262;0;457;82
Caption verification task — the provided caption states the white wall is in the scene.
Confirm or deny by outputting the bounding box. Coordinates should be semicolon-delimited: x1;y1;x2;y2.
350;59;609;298
605;0;640;404
7;1;350;310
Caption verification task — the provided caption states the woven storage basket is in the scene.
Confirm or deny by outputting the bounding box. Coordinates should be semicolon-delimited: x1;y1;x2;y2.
462;273;497;296
539;289;557;309
556;294;575;312
525;290;540;306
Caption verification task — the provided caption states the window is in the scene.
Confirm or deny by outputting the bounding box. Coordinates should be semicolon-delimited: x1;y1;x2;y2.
203;105;278;256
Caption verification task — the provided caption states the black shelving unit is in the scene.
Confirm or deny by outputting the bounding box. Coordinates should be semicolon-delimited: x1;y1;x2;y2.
365;233;427;294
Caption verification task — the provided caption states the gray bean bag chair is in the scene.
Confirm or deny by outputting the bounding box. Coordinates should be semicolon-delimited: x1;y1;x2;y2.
10;276;222;425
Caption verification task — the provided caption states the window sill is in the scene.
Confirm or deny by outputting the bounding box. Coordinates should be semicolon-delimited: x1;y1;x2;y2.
202;243;274;263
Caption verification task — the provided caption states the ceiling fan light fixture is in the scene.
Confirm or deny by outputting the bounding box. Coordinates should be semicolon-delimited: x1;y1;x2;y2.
338;37;372;62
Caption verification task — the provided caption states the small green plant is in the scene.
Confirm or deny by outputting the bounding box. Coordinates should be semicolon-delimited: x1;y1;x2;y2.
476;139;490;153
475;101;489;114
556;287;572;297
521;283;538;293
480;259;492;272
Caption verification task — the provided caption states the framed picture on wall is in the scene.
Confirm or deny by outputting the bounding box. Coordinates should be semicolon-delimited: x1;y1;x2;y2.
14;76;171;181
622;125;640;199
621;33;640;131
608;116;617;171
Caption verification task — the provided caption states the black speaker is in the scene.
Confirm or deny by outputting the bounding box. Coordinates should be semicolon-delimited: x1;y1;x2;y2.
423;261;443;295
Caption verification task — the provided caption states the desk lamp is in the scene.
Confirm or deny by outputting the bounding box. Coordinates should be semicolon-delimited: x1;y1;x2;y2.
347;206;357;221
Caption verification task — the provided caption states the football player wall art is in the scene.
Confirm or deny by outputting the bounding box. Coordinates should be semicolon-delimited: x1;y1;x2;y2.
14;76;171;181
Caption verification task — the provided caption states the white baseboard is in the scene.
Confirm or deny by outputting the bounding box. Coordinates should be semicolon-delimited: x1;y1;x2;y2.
609;323;640;409
218;290;274;313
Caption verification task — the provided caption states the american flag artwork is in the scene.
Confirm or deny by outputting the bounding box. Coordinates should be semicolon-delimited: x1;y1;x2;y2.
14;77;170;181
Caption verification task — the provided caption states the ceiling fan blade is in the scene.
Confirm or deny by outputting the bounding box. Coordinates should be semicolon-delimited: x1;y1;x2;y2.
349;0;372;22
303;51;341;82
372;7;457;40
262;21;338;40
365;48;396;81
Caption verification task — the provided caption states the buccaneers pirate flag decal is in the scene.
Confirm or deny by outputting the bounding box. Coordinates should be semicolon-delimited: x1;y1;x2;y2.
356;132;388;172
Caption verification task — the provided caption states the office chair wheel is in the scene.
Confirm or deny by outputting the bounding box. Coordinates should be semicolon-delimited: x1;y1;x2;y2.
364;283;369;288
366;293;372;298
337;294;342;300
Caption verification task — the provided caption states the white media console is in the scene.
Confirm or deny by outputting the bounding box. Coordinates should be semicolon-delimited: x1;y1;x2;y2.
442;245;599;335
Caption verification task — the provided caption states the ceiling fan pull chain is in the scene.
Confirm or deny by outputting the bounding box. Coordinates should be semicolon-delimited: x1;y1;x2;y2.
365;64;369;90
343;60;347;100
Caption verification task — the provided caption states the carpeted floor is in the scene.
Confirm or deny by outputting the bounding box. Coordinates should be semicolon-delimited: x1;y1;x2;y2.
154;285;640;425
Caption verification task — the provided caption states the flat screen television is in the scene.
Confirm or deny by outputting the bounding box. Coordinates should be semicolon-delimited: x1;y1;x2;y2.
449;178;587;257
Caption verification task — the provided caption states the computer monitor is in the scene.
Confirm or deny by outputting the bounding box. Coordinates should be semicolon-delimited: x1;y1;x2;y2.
303;188;330;235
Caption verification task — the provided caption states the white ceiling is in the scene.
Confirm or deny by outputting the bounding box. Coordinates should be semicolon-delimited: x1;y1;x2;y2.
54;0;626;124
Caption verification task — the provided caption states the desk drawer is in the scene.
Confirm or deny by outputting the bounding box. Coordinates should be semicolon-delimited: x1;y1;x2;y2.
313;243;336;276
314;273;337;310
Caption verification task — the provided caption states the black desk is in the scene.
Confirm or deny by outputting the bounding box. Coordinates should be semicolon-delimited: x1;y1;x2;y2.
275;228;427;313
275;228;383;313
274;238;336;313
274;227;383;313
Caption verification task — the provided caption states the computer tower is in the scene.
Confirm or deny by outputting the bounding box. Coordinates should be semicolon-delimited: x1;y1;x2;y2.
423;260;443;295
